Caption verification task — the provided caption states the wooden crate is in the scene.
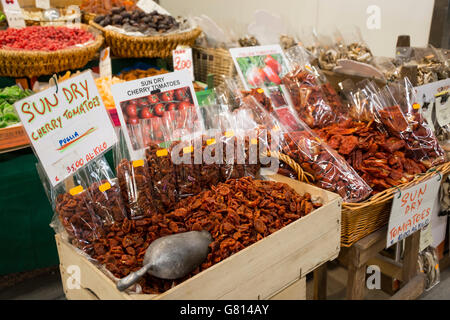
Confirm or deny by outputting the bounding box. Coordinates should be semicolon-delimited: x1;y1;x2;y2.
0;124;30;153
56;174;341;300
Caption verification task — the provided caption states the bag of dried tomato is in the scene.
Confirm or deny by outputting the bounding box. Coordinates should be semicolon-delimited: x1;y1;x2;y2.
169;107;204;199
114;126;157;220
38;162;102;254
84;156;127;226
282;45;349;129
370;78;446;168
142;116;178;213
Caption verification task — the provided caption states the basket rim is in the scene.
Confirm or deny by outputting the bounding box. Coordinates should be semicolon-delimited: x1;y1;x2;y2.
0;24;104;58
342;161;450;210
89;20;201;43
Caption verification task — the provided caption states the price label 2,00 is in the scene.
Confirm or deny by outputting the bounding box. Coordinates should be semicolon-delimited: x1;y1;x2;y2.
172;48;194;81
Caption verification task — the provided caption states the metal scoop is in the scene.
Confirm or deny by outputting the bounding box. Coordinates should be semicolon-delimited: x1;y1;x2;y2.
116;230;212;291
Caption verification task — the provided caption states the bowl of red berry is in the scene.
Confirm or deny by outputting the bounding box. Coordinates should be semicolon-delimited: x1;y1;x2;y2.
0;24;103;77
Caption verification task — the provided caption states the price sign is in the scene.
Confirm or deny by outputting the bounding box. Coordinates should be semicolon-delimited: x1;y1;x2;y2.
14;71;117;186
387;173;442;247
0;0;26;28
99;47;112;79
136;0;171;15
172;48;194;81
35;0;50;10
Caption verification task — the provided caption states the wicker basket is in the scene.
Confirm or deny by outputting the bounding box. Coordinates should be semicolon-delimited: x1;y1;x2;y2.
82;12;96;24
23;7;82;26
0;24;103;78
192;46;236;88
89;21;202;58
272;151;450;247
340;161;450;247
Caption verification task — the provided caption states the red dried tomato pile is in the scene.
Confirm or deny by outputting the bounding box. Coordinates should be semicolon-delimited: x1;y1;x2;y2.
314;119;433;193
75;177;321;294
0;26;95;51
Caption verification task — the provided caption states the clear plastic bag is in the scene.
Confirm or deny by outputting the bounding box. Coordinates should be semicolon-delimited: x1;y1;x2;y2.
413;46;449;85
142;116;178;213
114;126;156;220
282;45;347;128
49;168;101;254
84;156;127;226
374;78;446;167
336;25;373;64
236;92;372;202
280;119;372;202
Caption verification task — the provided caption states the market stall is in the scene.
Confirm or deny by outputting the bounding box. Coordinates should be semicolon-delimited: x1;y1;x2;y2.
0;0;448;302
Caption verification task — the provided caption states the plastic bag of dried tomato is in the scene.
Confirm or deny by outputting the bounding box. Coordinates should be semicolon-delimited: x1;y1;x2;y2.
142;116;178;213
282;45;348;128
114;126;157;220
369;78;446;168
37;162;102;254
84;156;127;226
169;107;204;199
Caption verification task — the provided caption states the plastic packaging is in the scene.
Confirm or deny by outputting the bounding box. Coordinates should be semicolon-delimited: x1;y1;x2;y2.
282;45;347;128
374;78;446;167
236;92;372;202
413;46;449;85
337;26;373;64
85;156;127;226
46;166;101;254
114;126;156;219
280;115;372;202
142;116;178;213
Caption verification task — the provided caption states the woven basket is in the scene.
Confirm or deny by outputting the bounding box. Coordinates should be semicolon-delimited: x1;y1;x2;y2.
192;46;236;88
0;24;103;78
89;21;202;58
23;7;82;26
341;161;450;247
273;151;450;247
82;12;96;24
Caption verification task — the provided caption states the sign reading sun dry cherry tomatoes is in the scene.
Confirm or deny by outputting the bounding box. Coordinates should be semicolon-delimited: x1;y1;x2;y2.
14;71;117;187
172;48;194;81
111;70;201;160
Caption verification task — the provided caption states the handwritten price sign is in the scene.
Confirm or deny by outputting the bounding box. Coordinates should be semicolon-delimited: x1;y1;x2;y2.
387;173;442;247
14;71;117;186
1;0;26;28
172;48;194;81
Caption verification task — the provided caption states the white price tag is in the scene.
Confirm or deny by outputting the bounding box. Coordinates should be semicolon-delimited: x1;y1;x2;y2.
136;0;171;15
387;173;442;247
35;0;50;10
99;47;112;79
14;71;117;186
0;0;26;28
172;48;194;81
436;91;450;128
419;223;433;252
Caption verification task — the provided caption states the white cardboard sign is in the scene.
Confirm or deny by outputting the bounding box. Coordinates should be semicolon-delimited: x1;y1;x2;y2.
111;70;201;160
1;0;26;28
172;48;194;81
229;44;289;90
415;79;450;130
387;173;442;247
14;71;117;186
35;0;50;10
99;47;112;79
136;0;171;15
